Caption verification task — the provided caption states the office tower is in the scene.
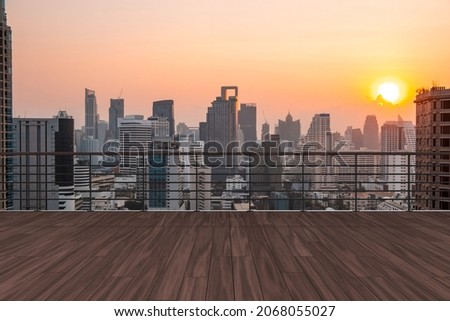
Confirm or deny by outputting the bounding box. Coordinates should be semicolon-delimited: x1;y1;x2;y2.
177;122;189;136
305;114;331;148
415;86;450;210
97;120;108;147
352;128;364;150
238;103;257;142
12;112;75;211
74;129;84;152
261;122;270;141
305;114;332;190
153;100;175;138
276;112;301;146
206;86;239;146
199;122;207;141
85;88;98;139
74;159;90;211
380;119;416;186
363;115;380;150
109;98;124;140
79;136;100;166
0;0;12;210
119;116;153;174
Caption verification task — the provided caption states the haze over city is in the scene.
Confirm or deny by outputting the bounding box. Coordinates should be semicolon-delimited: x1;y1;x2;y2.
8;0;450;131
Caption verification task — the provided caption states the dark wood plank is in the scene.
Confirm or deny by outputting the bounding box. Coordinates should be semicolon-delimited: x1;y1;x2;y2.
233;257;263;300
178;277;208;301
206;257;234;300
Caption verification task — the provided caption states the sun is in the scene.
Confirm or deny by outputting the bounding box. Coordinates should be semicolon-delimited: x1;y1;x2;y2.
378;82;400;104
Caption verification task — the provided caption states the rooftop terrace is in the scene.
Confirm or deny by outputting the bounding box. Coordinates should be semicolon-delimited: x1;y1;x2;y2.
0;211;449;300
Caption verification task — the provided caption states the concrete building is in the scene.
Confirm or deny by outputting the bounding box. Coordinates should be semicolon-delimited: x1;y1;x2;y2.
153;100;175;138
276;112;301;147
238;103;257;142
0;0;12;209
415;86;450;210
261;122;270;141
109;98;124;140
85;88;98;139
363;115;380;150
12;112;75;211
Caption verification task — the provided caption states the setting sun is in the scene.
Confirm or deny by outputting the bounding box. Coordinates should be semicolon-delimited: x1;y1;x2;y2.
378;82;400;104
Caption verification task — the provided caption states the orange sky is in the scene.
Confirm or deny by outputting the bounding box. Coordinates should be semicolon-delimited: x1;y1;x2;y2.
8;0;450;133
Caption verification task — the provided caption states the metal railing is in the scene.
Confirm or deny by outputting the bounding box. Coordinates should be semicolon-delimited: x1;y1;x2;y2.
2;150;449;212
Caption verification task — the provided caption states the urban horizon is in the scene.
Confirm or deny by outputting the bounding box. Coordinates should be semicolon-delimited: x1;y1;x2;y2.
8;0;450;132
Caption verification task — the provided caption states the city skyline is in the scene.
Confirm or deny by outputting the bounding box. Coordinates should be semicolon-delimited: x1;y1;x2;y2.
8;0;450;132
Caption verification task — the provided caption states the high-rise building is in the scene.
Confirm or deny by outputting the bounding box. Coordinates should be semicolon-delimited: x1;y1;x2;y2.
109;98;124;140
352;128;364;150
305;113;331;148
380;119;416;184
275;112;301;146
97;120;108;147
206;87;239;147
238;103;257;142
261;122;270;141
415;86;450;210
199;122;207;142
0;0;12;210
85;88;98;139
153;100;175;138
363;115;380;150
12;112;75;211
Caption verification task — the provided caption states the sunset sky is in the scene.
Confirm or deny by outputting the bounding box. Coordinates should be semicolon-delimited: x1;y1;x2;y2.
8;0;450;133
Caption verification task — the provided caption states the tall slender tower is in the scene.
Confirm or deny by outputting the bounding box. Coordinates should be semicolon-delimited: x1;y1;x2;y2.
109;98;124;140
85;88;98;138
0;0;12;209
238;103;257;142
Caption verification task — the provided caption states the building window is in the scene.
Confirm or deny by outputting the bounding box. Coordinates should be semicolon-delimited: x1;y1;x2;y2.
442;101;450;109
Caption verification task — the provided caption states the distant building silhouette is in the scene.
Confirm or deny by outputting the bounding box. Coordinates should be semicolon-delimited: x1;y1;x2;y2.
415;86;450;210
363;115;380;150
261;122;270;141
0;0;12;209
85;88;99;139
275;112;301;147
305;113;331;148
238;103;257;142
205;87;239;146
153;100;175;138
109;98;124;140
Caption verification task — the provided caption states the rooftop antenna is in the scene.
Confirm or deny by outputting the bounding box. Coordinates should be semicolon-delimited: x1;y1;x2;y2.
118;89;123;99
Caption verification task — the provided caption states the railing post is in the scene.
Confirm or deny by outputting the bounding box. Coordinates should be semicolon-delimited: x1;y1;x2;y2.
248;160;252;212
301;159;305;212
89;154;92;212
195;153;199;213
354;154;358;212
142;154;146;212
407;153;412;212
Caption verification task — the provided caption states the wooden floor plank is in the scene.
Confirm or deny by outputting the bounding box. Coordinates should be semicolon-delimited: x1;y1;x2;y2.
0;211;449;301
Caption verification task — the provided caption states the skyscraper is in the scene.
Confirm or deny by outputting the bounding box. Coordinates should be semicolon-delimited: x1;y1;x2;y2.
380;119;416;183
415;86;450;210
206;86;239;147
153;100;175;138
12;112;75;211
238;103;257;142
109;98;124;140
305;113;331;148
85;88;98;138
261;122;270;141
0;0;12;210
363;115;380;150
276;112;301;146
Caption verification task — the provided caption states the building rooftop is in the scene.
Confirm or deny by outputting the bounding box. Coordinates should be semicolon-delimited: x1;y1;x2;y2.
0;211;449;300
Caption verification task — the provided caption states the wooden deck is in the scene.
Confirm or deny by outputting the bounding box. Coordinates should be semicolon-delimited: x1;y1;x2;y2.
0;211;449;301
